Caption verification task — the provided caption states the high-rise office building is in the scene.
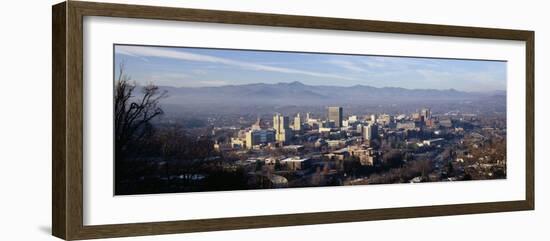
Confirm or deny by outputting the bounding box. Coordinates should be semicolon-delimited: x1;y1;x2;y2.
327;106;343;128
245;129;276;149
293;113;302;131
363;123;379;141
356;123;363;133
420;108;431;120
273;113;293;143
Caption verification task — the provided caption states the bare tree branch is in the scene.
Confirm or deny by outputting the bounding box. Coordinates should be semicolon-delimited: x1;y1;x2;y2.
114;64;167;161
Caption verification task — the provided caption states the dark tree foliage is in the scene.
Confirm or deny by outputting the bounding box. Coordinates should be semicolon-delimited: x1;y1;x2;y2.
202;167;249;191
343;156;362;177
382;150;404;169
447;161;455;176
114;63;167;193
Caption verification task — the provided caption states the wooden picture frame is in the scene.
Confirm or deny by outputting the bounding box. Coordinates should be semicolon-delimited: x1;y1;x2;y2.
52;1;534;240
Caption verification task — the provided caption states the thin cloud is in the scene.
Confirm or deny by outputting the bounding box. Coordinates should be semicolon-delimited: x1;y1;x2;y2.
326;59;366;72
361;58;387;68
116;49;149;62
116;45;357;81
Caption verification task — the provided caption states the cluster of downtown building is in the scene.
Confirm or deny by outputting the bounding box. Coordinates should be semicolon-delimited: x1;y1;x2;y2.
196;94;509;190
220;106;441;171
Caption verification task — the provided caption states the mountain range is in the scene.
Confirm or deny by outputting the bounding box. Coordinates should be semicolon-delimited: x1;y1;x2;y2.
157;81;505;107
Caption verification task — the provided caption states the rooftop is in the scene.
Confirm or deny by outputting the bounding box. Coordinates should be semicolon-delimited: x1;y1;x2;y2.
281;157;310;163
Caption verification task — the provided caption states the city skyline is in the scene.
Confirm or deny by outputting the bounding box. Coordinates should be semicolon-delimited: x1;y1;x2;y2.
114;44;507;92
113;44;507;195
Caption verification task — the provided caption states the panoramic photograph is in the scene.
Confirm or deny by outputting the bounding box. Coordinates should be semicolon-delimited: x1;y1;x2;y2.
113;44;507;195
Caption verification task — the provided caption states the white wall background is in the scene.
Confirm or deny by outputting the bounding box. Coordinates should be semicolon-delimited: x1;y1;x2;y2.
0;0;547;240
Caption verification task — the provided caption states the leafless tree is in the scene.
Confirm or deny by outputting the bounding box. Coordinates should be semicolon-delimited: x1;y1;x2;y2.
114;62;167;161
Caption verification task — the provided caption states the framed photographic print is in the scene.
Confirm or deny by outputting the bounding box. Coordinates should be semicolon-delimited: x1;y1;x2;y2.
52;1;534;240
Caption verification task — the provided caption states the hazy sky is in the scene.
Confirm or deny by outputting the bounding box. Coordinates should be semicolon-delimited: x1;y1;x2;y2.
114;44;506;92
